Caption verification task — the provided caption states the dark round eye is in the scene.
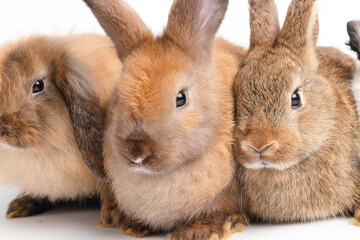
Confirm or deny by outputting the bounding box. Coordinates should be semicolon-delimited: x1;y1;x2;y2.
291;90;302;109
176;91;187;108
32;80;45;94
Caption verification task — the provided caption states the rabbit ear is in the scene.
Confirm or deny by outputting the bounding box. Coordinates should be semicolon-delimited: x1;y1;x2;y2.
84;0;153;61
53;61;106;180
347;20;360;59
248;0;280;51
279;0;319;70
164;0;229;62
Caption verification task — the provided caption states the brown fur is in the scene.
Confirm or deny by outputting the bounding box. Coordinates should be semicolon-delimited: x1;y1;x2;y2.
167;213;248;240
85;0;247;238
83;0;152;61
97;183;157;237
6;195;100;219
248;0;280;51
233;0;360;223
6;195;52;218
0;34;121;216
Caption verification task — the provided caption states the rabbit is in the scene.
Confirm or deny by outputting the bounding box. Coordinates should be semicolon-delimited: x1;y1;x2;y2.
83;0;248;239
232;0;360;224
0;33;122;218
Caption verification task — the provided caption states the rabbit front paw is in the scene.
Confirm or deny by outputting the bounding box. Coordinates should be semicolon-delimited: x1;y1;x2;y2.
120;217;156;238
350;208;360;227
98;196;122;228
167;213;248;240
99;197;156;237
6;195;51;218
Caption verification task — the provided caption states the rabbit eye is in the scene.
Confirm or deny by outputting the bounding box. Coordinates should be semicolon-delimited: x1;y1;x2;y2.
291;90;302;109
32;80;45;94
176;91;187;108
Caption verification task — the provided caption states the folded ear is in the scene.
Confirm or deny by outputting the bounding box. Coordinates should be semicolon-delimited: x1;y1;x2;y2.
347;20;360;59
53;59;106;180
164;0;229;62
84;0;153;61
248;0;280;51
279;0;319;70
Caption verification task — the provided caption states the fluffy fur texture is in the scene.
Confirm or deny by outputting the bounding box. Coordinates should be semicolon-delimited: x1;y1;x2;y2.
233;0;360;223
85;0;247;238
351;62;360;122
0;34;121;217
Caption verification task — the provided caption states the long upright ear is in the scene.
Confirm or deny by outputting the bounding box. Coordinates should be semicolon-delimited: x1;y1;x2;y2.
164;0;229;62
248;0;280;51
84;0;153;61
53;59;106;180
278;0;319;70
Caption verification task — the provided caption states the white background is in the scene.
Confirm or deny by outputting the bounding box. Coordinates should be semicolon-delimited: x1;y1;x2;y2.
1;0;360;239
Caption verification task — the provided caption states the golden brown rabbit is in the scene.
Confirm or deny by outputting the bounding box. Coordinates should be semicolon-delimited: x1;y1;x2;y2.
84;0;247;239
233;0;360;224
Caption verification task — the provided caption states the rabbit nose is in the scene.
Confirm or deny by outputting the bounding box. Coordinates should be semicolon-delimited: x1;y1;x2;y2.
242;142;276;155
131;154;153;164
249;143;274;154
124;137;154;163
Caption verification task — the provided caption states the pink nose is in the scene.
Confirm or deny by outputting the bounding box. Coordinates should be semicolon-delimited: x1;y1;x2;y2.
248;143;274;154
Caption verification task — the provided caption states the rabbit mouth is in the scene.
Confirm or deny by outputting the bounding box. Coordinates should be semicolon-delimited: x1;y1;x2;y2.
130;163;156;175
245;157;289;171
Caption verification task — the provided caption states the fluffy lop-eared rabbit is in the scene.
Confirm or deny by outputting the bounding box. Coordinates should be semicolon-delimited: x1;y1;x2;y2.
0;34;121;217
233;0;360;224
84;0;247;239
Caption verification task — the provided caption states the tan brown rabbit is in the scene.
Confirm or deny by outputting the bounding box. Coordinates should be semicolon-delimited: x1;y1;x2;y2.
233;0;360;224
84;0;247;239
0;34;121;218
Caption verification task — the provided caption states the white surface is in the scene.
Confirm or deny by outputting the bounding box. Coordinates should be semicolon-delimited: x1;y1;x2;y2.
0;186;165;240
1;185;360;240
1;0;360;239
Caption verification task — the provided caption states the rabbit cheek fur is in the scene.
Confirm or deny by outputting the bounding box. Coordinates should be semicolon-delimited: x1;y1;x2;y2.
233;0;360;222
0;35;120;212
104;39;242;231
